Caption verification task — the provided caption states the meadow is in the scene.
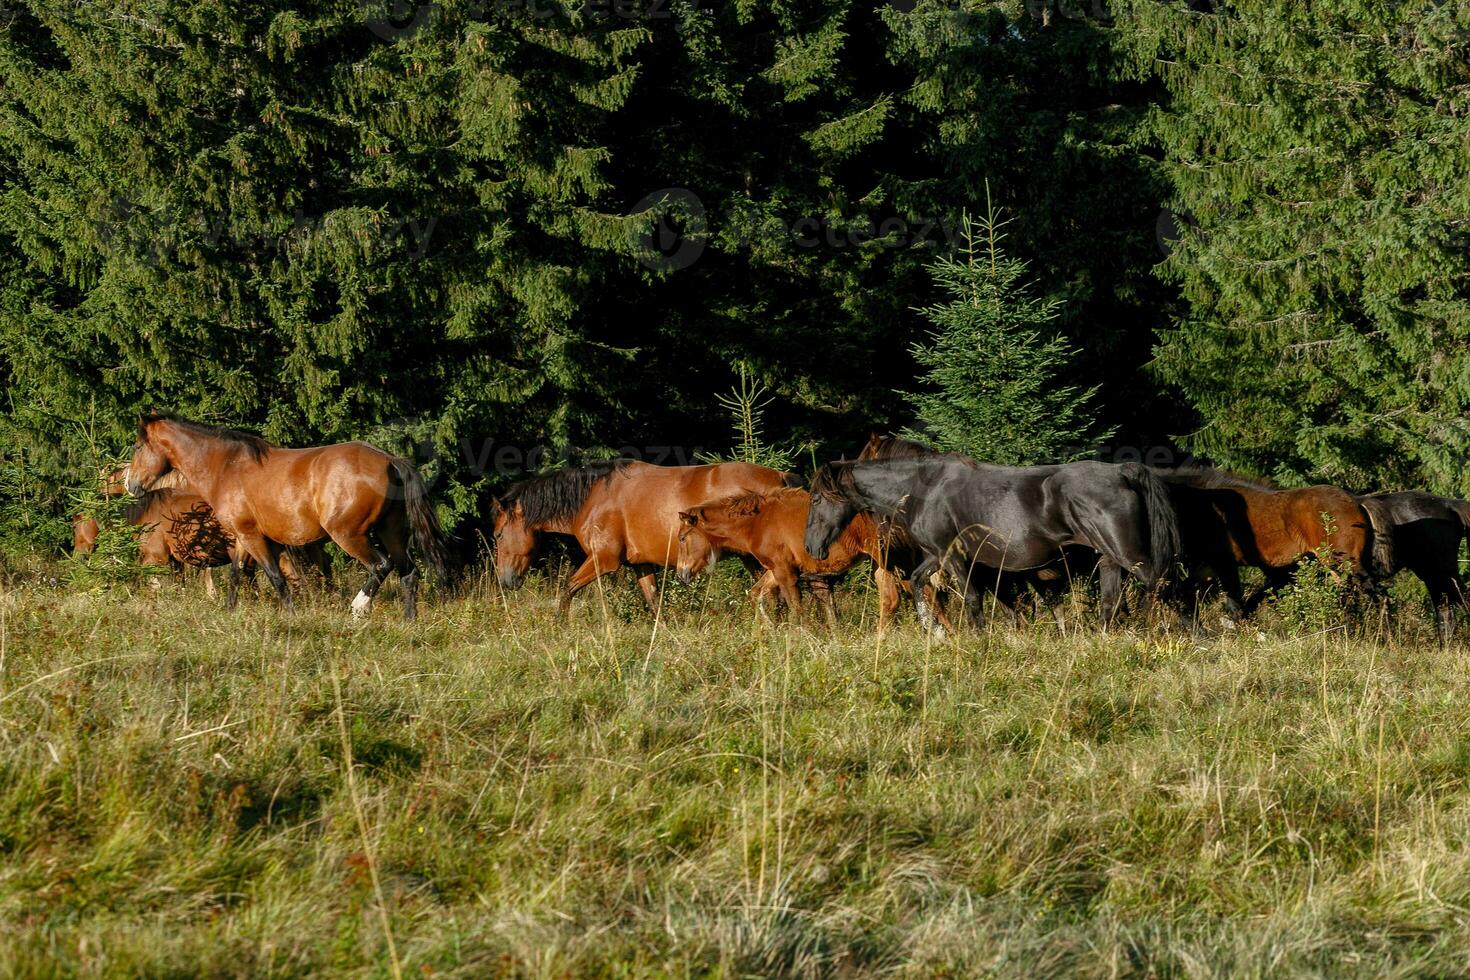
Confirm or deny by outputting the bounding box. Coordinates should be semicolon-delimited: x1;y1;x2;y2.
3;562;1470;978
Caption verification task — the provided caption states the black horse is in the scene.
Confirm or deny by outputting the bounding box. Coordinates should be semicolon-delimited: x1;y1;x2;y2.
1358;491;1470;643
804;456;1181;633
857;433;1097;622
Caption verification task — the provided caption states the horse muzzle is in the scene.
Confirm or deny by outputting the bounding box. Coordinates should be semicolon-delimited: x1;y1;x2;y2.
125;475;146;498
496;567;522;590
805;536;830;561
676;566;695;586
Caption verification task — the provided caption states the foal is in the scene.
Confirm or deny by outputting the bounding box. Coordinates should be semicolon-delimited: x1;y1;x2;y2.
675;488;898;625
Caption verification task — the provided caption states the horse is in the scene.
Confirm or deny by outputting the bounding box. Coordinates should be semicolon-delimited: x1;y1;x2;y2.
857;433;1098;622
73;488;333;596
804;457;1180;634
674;488;899;625
492;458;798;614
1358;491;1470;642
126;411;449;619
1154;468;1387;620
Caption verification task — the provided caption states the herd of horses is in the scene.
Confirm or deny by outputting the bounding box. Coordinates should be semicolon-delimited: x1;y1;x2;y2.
90;412;1470;641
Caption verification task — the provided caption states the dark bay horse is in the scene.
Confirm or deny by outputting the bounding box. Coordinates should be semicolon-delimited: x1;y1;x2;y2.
1155;468;1388;619
1358;491;1470;642
674;488;899;625
493;459;797;614
126;412;448;619
805;457;1181;633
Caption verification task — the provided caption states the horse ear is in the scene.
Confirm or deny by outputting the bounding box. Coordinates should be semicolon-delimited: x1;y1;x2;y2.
678;511;697;526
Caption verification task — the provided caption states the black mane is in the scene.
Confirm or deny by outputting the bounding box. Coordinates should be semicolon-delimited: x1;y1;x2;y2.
810;461;858;499
139;410;272;462
1157;465;1276;492
500;458;636;526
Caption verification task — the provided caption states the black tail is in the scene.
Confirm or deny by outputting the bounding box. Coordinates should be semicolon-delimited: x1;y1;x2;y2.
391;458;453;589
1123;463;1182;584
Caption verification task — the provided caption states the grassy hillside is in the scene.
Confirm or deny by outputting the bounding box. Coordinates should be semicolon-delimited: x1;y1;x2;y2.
2;570;1469;976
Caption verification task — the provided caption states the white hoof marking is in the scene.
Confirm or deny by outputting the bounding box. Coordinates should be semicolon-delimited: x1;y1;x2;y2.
351;591;373;618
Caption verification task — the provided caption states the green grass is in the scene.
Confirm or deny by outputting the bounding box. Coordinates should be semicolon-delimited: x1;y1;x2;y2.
3;566;1470;977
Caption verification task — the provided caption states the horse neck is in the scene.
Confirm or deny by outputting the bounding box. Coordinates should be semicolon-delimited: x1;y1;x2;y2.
155;424;234;499
531;513;577;537
847;463;919;516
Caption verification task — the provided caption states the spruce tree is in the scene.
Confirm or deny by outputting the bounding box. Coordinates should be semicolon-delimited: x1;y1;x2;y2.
1119;0;1470;492
904;192;1106;465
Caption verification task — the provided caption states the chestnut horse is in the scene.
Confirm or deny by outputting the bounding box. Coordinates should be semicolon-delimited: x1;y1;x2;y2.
492;458;797;614
127;412;448;619
1156;468;1390;618
674;488;900;624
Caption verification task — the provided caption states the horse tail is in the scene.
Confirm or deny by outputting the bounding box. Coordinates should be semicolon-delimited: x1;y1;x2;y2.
1357;497;1396;578
390;458;454;589
1122;463;1182;584
1449;498;1470;536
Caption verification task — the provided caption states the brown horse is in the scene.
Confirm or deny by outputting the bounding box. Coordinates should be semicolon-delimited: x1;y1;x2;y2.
674;488;899;624
73;489;332;596
1157;467;1390;618
492;459;797;614
126;412;448;619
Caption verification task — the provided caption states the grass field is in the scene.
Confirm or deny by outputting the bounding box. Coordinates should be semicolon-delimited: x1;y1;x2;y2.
3;564;1470;977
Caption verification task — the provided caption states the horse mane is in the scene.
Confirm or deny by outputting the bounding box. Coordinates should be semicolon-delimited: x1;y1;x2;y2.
1160;465;1277;492
707;490;770;519
500;458;636;526
139;410;272;463
810;461;857;499
698;487;806;525
864;433;940;460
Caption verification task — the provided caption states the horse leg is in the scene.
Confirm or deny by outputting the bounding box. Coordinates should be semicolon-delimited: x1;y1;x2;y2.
911;557;945;637
807;576;838;627
942;556;984;629
746;571;778;621
770;565;802;620
377;525;419;621
314;544;336;593
559;550;622;616
1098;560;1127;626
1243;566;1293;616
253;538;294;609
633;564;660;614
329;531;393;618
875;566;901;629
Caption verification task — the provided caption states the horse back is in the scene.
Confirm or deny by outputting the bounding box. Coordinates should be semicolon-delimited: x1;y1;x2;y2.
591;461;793;563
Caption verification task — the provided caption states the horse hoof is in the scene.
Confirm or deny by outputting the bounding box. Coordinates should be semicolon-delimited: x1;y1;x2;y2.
351;591;373;618
1219;616;1237;631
